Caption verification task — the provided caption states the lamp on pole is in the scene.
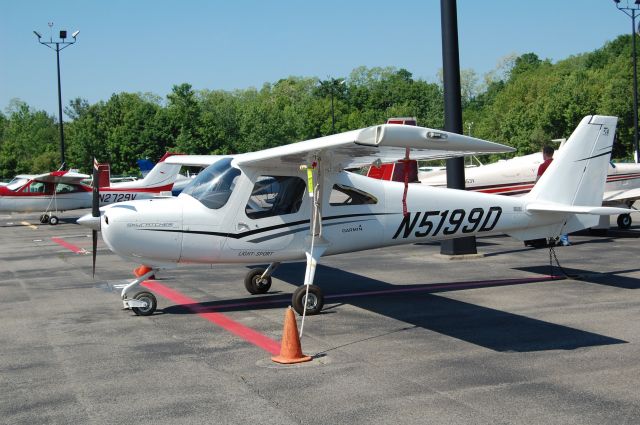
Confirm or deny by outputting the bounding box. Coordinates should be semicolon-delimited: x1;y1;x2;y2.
34;23;79;170
319;77;345;134
613;0;640;163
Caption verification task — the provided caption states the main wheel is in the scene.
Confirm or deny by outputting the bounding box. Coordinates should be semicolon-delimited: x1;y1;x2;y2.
49;215;59;226
244;268;272;294
39;214;49;224
292;285;324;316
617;213;632;229
131;291;157;316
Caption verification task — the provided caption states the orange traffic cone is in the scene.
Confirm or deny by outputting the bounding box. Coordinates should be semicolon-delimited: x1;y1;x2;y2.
133;265;154;279
272;307;312;364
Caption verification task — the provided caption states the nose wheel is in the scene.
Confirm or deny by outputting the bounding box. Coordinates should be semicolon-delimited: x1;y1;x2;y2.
130;292;157;316
292;285;324;316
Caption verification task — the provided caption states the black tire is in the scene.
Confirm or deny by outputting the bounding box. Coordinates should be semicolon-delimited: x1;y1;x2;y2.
617;213;632;229
244;268;272;294
40;214;49;224
131;292;157;316
291;285;324;316
49;215;59;226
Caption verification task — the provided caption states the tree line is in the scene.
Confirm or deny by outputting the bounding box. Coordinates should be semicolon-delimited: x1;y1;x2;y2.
0;34;637;178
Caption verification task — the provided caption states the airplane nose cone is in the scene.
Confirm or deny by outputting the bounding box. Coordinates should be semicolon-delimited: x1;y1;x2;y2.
77;213;101;231
101;199;183;265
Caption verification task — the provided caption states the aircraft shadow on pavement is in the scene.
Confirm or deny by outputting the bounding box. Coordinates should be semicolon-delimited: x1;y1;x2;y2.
515;265;640;289
162;263;626;352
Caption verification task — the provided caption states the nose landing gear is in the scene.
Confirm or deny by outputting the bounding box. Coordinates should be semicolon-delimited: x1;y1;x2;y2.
119;268;158;316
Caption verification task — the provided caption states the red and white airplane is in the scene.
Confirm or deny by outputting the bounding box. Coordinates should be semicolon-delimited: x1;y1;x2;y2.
416;152;640;229
0;153;183;225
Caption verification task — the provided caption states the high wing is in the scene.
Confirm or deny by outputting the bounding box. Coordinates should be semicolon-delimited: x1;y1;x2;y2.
233;124;515;169
603;187;640;203
163;155;232;167
30;170;91;185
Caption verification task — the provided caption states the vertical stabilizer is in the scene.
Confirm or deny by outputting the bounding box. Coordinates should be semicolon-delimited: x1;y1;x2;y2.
526;115;617;207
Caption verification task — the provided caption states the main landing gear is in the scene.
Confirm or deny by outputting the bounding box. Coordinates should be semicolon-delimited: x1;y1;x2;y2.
39;214;59;225
242;262;326;316
617;213;632;229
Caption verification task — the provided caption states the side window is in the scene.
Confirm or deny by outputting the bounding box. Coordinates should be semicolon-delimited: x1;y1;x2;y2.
329;184;378;206
56;183;80;194
246;175;305;219
25;182;52;194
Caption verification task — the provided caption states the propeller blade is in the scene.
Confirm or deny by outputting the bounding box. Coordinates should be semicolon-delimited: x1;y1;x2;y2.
92;229;97;278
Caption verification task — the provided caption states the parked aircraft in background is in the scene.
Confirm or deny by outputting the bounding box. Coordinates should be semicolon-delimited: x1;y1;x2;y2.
0;153;184;225
416;152;640;229
79;116;635;319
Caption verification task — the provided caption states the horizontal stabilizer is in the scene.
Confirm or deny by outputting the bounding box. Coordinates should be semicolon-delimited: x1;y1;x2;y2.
603;187;640;203
526;202;637;216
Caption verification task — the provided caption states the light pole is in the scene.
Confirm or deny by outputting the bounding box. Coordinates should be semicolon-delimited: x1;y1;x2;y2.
319;78;345;134
613;0;640;163
34;24;79;170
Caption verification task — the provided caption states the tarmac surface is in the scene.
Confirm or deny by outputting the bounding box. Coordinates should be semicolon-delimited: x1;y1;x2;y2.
1;209;640;424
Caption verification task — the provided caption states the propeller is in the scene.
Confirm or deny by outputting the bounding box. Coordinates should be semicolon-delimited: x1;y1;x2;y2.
91;158;100;277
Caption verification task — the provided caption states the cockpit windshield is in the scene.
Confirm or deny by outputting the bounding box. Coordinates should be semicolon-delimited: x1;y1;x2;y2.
181;157;240;209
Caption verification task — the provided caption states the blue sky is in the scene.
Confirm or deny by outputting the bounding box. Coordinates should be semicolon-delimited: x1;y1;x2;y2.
0;0;633;117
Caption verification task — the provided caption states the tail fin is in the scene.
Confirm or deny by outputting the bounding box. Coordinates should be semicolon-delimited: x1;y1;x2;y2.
136;159;155;178
526;115;617;207
134;154;183;189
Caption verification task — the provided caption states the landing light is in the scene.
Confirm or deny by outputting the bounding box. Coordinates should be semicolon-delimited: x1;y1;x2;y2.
427;131;448;140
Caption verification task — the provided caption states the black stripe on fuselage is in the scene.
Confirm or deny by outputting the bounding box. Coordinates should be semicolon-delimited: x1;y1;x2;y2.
139;212;396;240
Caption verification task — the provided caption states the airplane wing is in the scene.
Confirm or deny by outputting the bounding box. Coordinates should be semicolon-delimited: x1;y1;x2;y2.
163;155;231;167
233;124;515;169
603;187;640;203
31;170;91;184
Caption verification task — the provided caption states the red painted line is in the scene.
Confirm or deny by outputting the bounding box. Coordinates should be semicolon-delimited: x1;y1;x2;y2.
141;281;281;355
51;237;86;254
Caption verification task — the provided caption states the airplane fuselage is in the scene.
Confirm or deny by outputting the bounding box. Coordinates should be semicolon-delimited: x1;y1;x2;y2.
99;169;563;268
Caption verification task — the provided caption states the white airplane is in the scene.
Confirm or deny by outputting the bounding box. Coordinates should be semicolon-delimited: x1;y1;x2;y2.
415;151;640;229
0;153;184;225
80;116;634;318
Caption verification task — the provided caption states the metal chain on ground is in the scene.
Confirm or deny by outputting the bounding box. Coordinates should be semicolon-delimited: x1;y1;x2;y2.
548;241;572;278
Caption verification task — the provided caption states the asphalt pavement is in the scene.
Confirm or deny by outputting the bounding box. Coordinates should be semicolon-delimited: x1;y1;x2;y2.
1;209;639;424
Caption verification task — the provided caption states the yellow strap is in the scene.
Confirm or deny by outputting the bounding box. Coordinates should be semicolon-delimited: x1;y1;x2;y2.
306;168;314;196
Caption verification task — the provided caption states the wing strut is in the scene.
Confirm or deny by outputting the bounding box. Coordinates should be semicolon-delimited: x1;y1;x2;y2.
298;161;328;335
